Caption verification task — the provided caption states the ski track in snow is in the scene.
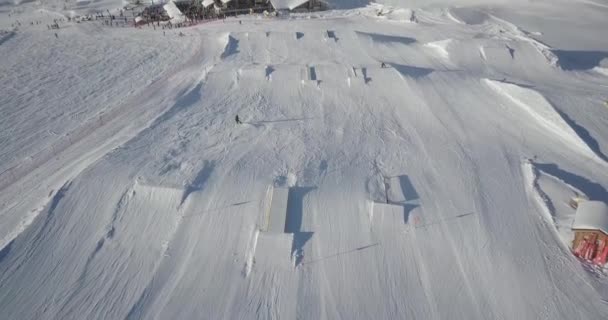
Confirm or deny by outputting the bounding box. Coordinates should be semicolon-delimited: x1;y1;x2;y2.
1;0;608;319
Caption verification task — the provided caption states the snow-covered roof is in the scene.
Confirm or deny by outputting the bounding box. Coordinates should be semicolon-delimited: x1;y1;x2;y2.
163;1;186;23
269;0;309;10
572;201;608;234
202;0;214;8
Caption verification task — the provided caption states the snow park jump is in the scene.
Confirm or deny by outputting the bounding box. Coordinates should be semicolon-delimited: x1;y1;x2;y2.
2;0;608;319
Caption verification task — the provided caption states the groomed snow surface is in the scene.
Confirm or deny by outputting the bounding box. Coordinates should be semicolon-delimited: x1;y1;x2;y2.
1;0;608;319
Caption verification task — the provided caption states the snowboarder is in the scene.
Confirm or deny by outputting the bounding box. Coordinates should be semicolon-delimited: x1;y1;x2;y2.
381;62;387;68
235;115;242;124
54;33;58;38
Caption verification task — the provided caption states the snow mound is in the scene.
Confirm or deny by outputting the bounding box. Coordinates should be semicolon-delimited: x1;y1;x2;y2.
486;15;558;67
220;33;239;59
365;3;417;23
484;79;597;159
594;67;608;77
523;160;584;248
448;7;489;25
444;8;464;24
438;36;557;75
424;39;452;60
355;31;416;45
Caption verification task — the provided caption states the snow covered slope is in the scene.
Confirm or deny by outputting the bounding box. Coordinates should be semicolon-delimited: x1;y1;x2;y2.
1;0;608;319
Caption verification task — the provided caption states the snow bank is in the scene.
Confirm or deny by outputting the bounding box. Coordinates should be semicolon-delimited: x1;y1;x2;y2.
487;15;559;67
594;67;608;77
444;9;465;24
448;7;489;24
425;39;452;60
368;3;417;23
523;160;583;248
484;79;596;158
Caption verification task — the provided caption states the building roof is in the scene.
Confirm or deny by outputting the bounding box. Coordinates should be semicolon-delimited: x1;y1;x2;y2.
269;0;309;10
163;1;186;23
572;201;608;234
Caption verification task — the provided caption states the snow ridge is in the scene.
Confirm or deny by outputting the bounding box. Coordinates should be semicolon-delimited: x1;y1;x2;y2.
483;78;600;161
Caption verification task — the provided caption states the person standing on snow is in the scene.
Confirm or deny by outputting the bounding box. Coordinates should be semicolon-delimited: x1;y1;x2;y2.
235;115;242;124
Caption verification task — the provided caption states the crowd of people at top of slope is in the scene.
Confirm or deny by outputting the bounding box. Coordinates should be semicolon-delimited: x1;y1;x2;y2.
7;9;131;29
4;6;194;39
5;0;289;39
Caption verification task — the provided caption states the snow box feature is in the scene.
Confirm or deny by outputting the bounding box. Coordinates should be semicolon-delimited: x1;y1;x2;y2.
266;187;289;233
371;175;422;228
257;186;314;267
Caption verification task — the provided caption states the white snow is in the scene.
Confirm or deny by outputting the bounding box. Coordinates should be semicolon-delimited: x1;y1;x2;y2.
1;0;608;319
424;39;452;60
483;78;601;161
594;67;608;77
573;201;608;235
523;160;582;248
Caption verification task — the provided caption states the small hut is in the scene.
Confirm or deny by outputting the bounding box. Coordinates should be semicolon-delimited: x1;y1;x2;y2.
571;201;608;265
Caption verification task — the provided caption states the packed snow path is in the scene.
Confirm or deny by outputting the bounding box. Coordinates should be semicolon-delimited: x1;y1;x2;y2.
1;1;608;319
